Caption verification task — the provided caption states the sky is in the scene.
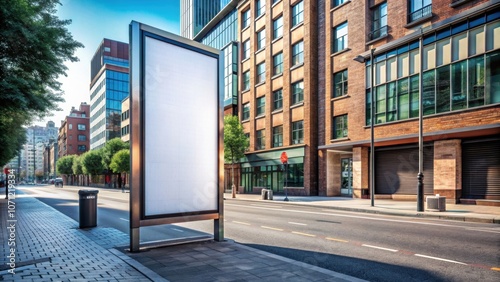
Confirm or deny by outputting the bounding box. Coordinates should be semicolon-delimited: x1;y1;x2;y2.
35;0;180;126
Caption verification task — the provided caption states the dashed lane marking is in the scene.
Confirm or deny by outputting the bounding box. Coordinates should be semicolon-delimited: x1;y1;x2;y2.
233;221;251;225
326;237;348;243
261;226;284;231
288;222;307;226
415;254;467;265
292;231;316;237
119;218;129;222
362;244;398;252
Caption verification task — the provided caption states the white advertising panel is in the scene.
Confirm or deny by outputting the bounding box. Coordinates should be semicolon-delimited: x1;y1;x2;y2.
144;36;218;216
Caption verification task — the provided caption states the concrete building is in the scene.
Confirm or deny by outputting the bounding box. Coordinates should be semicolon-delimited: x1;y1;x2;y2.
58;103;90;157
21;122;58;182
43;141;58;180
89;39;129;150
318;0;500;202
121;96;130;143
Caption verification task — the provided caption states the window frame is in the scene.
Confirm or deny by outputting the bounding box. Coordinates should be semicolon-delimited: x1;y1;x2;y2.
256;62;266;84
291;1;304;27
292;81;304;104
273;16;284;39
333;115;348;139
333;22;348;53
256;96;266;116
292;41;304;66
272;125;283;148
273;52;283;76
256;129;265;150
333;69;348;98
291;120;304;144
273;89;283;110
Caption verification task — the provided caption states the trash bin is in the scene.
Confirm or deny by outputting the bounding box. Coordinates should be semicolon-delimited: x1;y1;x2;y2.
267;189;273;200
78;190;99;228
261;189;268;200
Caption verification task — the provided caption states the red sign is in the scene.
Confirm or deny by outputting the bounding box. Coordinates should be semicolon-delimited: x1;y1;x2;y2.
280;152;288;164
4;167;9;175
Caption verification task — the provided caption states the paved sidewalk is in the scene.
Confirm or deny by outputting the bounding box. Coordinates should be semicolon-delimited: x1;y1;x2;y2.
0;188;366;281
226;193;500;224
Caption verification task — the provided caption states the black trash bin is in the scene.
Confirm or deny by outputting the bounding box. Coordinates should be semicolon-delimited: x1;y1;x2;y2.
78;190;99;228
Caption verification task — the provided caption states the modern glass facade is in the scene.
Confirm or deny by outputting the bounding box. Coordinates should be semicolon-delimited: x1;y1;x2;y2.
181;0;227;39
365;16;500;126
241;163;304;193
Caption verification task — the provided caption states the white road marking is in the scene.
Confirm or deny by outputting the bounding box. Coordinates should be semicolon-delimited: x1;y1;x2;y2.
261;226;284;231
288;222;307;226
172;228;184;232
362;244;398;252
225;203;494;233
120;218;129;222
233;221;251;225
292;231;316;237
415;254;467;265
326;237;348;243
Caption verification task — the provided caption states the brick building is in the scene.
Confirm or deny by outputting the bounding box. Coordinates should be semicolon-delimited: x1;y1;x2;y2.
234;0;499;201
319;0;500;202
58;103;90;158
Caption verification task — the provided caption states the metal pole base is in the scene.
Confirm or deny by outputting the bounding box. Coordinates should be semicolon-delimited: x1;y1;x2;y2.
417;172;424;212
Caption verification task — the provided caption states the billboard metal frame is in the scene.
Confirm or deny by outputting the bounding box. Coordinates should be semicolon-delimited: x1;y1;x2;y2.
129;21;224;252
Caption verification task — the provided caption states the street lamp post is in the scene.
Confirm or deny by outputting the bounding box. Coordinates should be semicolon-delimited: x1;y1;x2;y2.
417;30;425;212
354;48;376;207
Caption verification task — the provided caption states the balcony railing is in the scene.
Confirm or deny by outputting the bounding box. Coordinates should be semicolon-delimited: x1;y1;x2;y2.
408;4;432;23
369;25;388;41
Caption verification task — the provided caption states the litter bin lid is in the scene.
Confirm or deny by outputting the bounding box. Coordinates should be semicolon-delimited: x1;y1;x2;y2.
78;190;99;195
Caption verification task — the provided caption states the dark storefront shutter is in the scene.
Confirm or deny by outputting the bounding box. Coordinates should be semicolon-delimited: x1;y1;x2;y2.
375;146;434;195
462;139;500;199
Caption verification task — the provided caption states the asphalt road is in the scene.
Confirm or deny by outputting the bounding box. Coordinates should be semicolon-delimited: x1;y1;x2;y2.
20;185;500;282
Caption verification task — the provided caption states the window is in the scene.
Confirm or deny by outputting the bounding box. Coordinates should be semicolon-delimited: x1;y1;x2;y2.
78;145;86;152
78;135;86;141
273;16;283;39
81;113;86;117
273;53;283;76
273;126;283;147
292;121;304;144
423;70;436;115
256;62;266;84
292;81;304;104
257;29;266;50
77;124;86;130
436;65;450;113
273;89;283;110
69;124;72;130
243;40;250;60
375;85;387;124
243;71;250;91
333;22;348;53
468;56;484;108
243;103;250;120
292;1;304;27
242;9;250;29
256;96;266;116
333;70;348;97
332;0;347;8
408;0;432;23
333;115;348;139
371;2;387;40
256;0;265;18
292;41;304;66
256;129;265;150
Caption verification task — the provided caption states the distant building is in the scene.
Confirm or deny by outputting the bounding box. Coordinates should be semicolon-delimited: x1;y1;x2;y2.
121;96;130;143
20;121;58;181
43;141;58;180
58;103;90;158
89;38;129;150
180;0;229;39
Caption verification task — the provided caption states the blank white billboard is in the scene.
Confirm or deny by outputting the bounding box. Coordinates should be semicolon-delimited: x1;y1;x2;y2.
144;36;218;216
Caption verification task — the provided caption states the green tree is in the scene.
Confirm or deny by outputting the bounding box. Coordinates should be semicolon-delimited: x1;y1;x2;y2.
56;155;75;175
109;149;130;174
72;155;83;175
102;138;129;170
223;115;249;198
81;149;105;177
0;0;83;167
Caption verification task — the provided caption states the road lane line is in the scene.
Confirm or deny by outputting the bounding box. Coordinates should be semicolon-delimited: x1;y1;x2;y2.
326;237;348;243
233;221;251;225
172;228;184;232
288;222;307;226
415;254;467;265
292;231;316;237
261;226;284;231
362;244;398;252
120;218;129;222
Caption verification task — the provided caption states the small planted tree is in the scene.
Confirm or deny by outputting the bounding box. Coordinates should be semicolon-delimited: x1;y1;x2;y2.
223;115;249;198
72;155;83;186
110;149;130;190
81;149;105;184
57;155;75;184
102;138;128;187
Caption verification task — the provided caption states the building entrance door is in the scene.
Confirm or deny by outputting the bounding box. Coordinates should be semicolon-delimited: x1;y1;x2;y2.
341;158;352;196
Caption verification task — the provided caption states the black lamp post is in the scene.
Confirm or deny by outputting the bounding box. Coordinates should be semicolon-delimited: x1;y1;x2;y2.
354;48;375;207
417;31;424;212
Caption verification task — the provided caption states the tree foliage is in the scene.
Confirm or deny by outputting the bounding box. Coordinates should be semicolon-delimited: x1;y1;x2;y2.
101;138;129;170
81;149;105;175
72;155;83;175
57;155;75;175
224;115;249;164
0;0;83;166
110;149;130;174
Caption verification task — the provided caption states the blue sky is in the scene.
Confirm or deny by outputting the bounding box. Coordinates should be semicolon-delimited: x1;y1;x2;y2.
36;0;180;126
